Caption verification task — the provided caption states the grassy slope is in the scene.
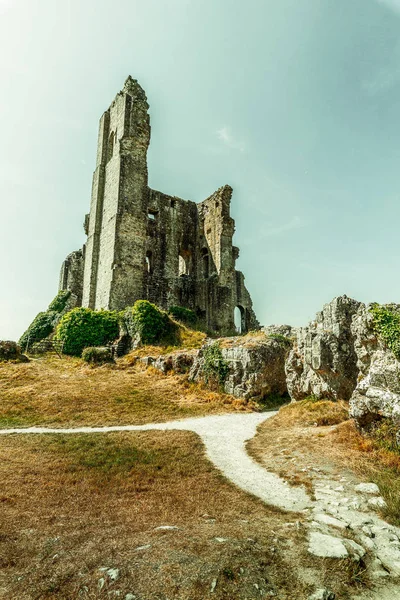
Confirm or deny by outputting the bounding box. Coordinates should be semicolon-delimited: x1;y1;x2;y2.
0;430;311;600
0;355;249;428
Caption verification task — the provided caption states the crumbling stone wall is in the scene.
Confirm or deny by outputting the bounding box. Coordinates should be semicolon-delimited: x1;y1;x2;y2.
59;250;84;307
59;76;258;335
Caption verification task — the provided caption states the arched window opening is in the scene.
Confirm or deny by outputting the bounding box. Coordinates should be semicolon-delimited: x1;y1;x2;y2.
201;248;209;279
107;131;115;162
234;306;245;334
178;250;192;277
145;251;153;274
178;254;187;276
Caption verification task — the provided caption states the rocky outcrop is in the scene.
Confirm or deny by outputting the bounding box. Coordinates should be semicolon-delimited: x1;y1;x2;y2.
139;350;198;375
285;295;400;434
285;296;362;401
190;334;291;401
349;303;400;431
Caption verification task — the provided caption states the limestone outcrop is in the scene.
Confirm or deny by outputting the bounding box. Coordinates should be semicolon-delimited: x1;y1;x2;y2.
285;295;400;435
285;296;362;401
139;350;198;375
349;303;400;432
190;333;291;401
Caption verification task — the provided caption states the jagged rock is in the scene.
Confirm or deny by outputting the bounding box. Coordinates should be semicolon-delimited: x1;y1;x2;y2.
350;349;400;430
355;483;380;495
349;302;400;432
140;350;198;374
190;334;291;401
286;296;362;401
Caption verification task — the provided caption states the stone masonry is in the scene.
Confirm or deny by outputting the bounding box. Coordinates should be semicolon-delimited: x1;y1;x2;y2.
59;76;258;334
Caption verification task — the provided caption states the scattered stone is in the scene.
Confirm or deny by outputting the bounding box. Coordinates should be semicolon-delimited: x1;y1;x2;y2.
125;595;136;600
106;568;120;581
376;548;400;576
214;537;229;543
355;483;380;495
368;497;387;509
358;534;375;551
308;532;348;558
313;513;348;529
370;558;390;579
343;539;366;560
135;544;151;551
308;589;335;600
98;578;105;591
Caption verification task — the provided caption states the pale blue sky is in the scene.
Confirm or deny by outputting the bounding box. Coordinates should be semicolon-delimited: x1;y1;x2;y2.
1;0;400;339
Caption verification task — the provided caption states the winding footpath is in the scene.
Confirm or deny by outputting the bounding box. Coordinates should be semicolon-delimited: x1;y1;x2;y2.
0;412;310;512
2;412;400;598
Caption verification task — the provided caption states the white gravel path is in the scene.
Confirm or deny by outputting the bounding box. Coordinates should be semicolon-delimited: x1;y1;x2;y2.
0;412;311;512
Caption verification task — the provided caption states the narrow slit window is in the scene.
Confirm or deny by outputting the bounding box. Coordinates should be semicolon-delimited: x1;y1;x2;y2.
146;251;153;274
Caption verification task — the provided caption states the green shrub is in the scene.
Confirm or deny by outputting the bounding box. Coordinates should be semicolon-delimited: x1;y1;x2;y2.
124;300;172;345
19;311;58;350
370;304;400;359
19;290;73;350
55;308;119;356
82;346;114;365
48;290;71;312
268;333;292;347
168;305;197;326
202;342;230;387
0;341;21;361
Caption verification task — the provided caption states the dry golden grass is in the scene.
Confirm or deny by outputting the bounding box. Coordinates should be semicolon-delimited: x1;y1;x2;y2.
273;398;349;428
332;421;400;526
218;330;268;349
0;355;249;429
0;430;314;600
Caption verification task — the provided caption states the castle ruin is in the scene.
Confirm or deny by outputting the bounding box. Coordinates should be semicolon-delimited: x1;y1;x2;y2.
59;76;258;334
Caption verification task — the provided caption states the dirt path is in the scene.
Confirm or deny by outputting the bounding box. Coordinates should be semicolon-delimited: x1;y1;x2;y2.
2;412;400;598
0;412;311;512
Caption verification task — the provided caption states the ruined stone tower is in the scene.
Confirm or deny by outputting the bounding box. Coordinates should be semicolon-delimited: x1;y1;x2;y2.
59;76;258;334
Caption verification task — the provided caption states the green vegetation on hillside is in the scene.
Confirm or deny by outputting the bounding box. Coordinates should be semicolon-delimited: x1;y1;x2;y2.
55;307;120;356
18;290;72;350
168;305;197;327
124;300;177;345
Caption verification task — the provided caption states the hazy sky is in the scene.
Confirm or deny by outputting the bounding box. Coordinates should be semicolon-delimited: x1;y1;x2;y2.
1;0;400;340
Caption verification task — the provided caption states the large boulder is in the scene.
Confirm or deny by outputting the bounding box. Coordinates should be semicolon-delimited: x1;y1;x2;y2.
190;333;292;401
285;296;362;401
